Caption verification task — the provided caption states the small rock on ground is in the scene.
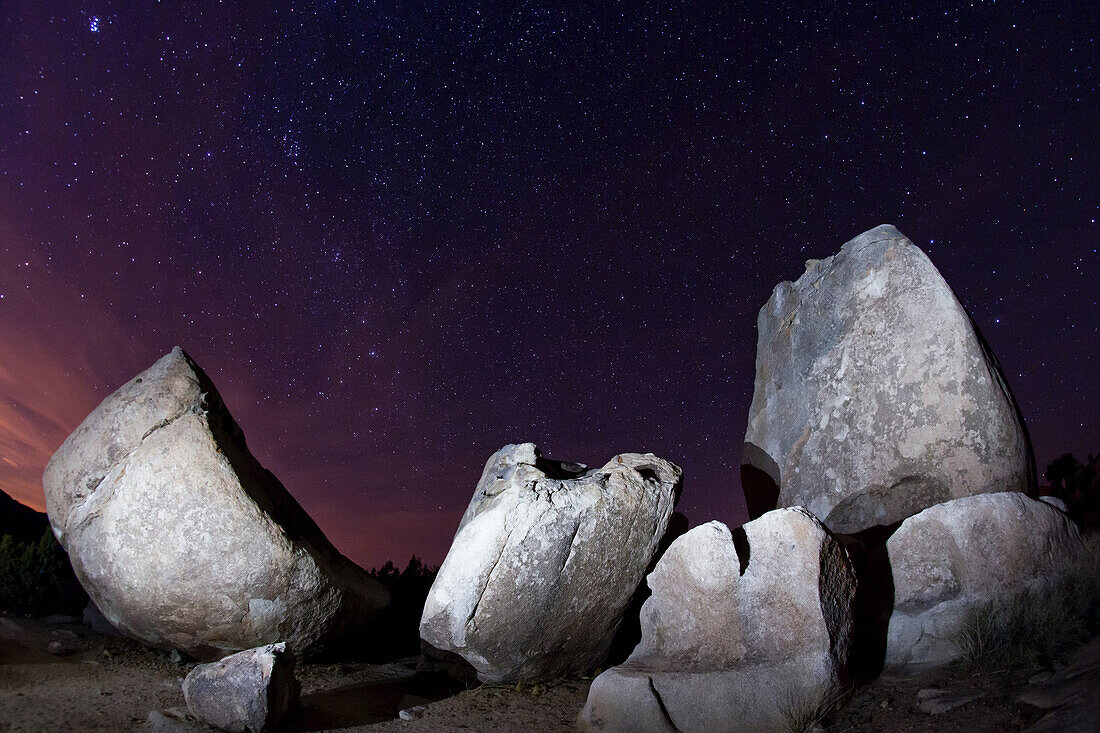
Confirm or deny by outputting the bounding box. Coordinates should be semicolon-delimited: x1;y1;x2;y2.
917;688;985;714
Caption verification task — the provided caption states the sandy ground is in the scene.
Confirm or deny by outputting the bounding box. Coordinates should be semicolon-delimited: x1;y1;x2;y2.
0;615;184;731
0;615;591;732
1;613;1096;732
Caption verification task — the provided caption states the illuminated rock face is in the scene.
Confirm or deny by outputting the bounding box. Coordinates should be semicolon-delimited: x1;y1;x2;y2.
579;509;857;733
743;224;1034;534
885;492;1083;671
420;443;681;683
183;643;299;733
43;347;388;659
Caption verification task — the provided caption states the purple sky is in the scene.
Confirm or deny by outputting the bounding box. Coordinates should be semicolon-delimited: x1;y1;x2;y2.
1;2;1095;568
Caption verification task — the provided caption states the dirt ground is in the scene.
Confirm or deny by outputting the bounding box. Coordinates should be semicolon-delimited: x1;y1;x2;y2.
1;614;1095;732
0;614;590;732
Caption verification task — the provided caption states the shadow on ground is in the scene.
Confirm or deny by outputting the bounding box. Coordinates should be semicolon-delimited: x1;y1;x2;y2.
296;671;467;730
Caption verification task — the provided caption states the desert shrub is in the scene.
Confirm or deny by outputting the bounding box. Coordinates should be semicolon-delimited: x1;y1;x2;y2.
0;530;84;616
957;532;1100;669
780;684;851;733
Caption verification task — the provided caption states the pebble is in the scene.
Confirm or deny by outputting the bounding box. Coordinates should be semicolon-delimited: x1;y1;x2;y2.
916;688;984;714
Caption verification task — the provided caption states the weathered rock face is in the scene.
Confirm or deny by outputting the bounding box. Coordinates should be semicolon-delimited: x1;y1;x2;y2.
420;443;681;683
885;492;1083;670
183;643;299;733
43;348;388;659
579;509;857;733
743;224;1035;533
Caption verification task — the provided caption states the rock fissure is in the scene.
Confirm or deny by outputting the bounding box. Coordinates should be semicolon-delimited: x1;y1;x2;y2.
64;397;206;540
43;347;389;659
579;511;857;732
138;400;203;443
648;676;681;732
422;442;681;683
464;528;514;633
559;520;585;576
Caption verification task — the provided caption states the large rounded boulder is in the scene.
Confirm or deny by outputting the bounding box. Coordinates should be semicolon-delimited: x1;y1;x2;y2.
43;347;388;659
579;509;856;733
420;443;681;682
885;492;1084;670
742;224;1034;533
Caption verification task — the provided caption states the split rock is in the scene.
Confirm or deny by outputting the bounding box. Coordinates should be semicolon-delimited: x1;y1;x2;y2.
579;509;856;733
183;643;299;733
743;224;1034;533
43;347;388;659
885;492;1083;670
420;443;681;682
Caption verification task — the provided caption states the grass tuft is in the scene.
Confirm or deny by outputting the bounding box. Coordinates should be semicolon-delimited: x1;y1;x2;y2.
780;683;851;733
956;532;1100;670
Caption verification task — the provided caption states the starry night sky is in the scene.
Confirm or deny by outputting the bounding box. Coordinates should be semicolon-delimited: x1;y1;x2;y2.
0;2;1095;568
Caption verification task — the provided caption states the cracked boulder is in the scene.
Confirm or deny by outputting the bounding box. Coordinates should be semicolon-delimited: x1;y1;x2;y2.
43;347;388;659
183;642;299;733
742;224;1035;533
419;443;681;682
885;492;1083;671
579;509;856;733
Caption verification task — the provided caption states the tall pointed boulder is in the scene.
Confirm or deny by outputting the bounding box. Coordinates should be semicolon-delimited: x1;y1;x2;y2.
742;224;1034;533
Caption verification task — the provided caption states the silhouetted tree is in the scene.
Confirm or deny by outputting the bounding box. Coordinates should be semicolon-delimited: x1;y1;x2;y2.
1047;454;1083;493
0;530;86;616
1045;453;1099;533
367;555;438;657
372;559;399;583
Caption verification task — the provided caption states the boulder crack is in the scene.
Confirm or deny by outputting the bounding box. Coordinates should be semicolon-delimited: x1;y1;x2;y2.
63;391;203;543
464;528;513;632
139;401;202;442
648;676;681;732
559;520;584;575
